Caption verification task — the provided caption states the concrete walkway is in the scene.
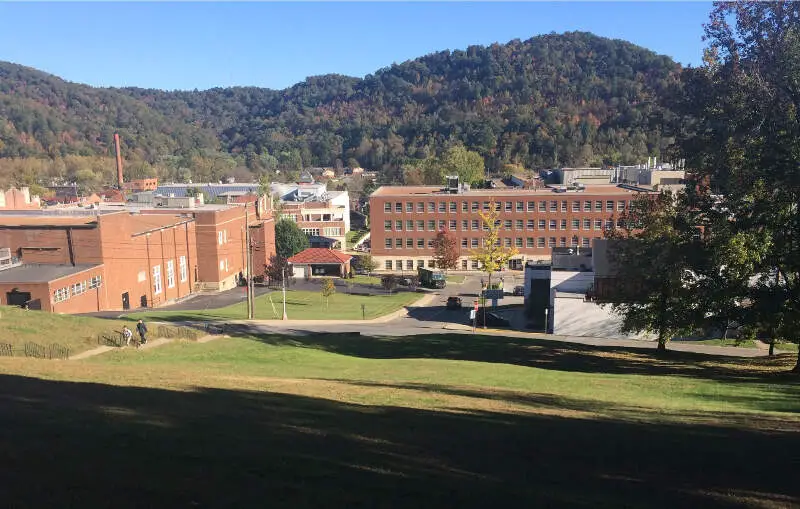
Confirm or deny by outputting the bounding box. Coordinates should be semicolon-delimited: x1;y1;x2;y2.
70;335;221;360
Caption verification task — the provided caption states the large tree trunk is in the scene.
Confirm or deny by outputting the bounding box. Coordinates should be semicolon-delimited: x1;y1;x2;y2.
657;331;667;351
769;341;775;356
793;343;800;373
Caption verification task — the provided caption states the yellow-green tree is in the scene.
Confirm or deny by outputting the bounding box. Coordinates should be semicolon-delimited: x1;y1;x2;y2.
470;198;518;325
321;278;336;309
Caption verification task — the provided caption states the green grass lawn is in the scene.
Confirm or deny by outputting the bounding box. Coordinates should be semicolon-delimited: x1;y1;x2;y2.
349;274;381;285
686;338;759;348
125;289;422;322
446;274;466;284
0;329;798;507
345;230;366;249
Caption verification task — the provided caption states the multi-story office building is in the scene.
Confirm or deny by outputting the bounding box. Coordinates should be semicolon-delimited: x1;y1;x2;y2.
368;183;653;272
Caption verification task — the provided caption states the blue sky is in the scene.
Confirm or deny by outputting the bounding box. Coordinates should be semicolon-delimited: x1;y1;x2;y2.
0;2;712;91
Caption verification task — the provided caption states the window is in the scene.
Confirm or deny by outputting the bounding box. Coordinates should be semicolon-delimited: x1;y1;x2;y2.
515;238;523;248
153;265;162;295
71;281;86;296
438;202;446;213
495;202;502;211
559;237;567;247
385;239;392;249
561;200;568;212
427;239;435;248
428;220;436;231
462;201;468;212
583;219;592;230
417;202;425;213
527;201;536;212
472;201;479;212
462;260;468;270
538;219;546;230
406;260;414;270
572;201;581;212
438;220;446;230
384;203;391;212
471;238;479;248
395;202;402;213
550;200;558;212
449;220;457;230
395;220;403;231
537;237;546;248
385;260;393;270
594;219;603;230
516;201;524;212
461;238;468;248
527;237;534;248
225;259;229;272
428;260;436;268
54;287;69;303
406;202;413;213
617;218;625;228
571;236;579;247
505;201;512;212
449;201;457;212
179;256;187;283
606;200;615;212
548;237;556;248
549;220;557;230
280;214;297;222
504;220;512;230
504;238;512;247
166;260;176;289
395;238;403;248
582;237;591;248
482;201;490;211
471;219;479;230
324;227;342;236
89;275;102;289
560;219;567;230
471;260;479;269
218;231;224;245
417;260;425;268
539;201;547;212
462;220;469;230
571;219;580;229
406;238;413;248
618;200;627;211
384;221;392;231
220;261;225;270
515;219;524;230
417;238;424;248
605;220;614;229
417;220;425;231
302;228;320;236
584;200;592;212
527;219;535;230
406;220;414;230
428;202;436;212
223;230;228;244
595;201;603;212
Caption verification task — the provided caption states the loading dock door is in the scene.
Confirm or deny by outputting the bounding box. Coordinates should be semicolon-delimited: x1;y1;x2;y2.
6;290;32;307
122;292;130;310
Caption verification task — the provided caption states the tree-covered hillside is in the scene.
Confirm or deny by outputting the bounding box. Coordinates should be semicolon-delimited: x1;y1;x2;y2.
0;32;680;185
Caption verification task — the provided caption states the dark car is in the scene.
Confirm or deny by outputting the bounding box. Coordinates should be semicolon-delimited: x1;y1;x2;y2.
446;296;462;310
513;285;525;296
473;311;510;327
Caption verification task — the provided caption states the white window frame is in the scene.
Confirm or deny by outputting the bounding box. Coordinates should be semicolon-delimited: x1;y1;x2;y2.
218;231;224;245
179;256;188;283
153;265;163;295
166;260;176;289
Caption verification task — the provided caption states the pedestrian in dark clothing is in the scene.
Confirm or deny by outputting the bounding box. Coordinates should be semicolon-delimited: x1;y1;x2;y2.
136;320;148;346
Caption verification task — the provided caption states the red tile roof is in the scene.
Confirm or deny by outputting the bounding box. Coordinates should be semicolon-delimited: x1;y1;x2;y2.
288;248;352;265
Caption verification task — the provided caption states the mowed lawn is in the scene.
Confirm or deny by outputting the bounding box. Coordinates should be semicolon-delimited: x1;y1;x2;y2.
125;289;423;322
0;329;798;508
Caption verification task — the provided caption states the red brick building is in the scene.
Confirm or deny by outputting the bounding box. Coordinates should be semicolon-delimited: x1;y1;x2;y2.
369;184;653;272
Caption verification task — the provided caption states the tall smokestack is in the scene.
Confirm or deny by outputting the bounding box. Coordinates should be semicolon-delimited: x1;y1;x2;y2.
114;133;124;190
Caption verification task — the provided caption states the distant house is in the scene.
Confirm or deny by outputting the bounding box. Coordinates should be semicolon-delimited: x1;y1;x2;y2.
288;248;352;278
321;169;336;179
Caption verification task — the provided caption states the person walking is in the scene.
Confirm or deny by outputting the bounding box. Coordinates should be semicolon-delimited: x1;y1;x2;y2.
122;325;133;346
136;319;148;346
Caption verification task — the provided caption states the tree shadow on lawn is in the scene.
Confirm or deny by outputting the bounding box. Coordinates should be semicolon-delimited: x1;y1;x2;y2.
0;373;798;508
248;330;800;384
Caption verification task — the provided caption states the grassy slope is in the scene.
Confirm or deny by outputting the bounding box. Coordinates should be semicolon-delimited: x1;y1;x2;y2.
125;289;421;321
1;329;798;507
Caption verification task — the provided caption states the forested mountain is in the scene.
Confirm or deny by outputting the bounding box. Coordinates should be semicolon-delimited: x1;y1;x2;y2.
0;32;681;186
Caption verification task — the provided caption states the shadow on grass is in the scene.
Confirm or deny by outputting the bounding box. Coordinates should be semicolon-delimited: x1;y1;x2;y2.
244;330;800;383
0;373;798;508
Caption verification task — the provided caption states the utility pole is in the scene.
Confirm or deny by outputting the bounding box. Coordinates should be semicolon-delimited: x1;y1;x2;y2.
282;266;288;320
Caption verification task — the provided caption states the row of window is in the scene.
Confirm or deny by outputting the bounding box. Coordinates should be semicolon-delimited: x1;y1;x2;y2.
384;218;621;232
383;199;628;214
384;258;554;271
383;235;599;250
152;256;189;295
302;227;343;237
53;275;102;303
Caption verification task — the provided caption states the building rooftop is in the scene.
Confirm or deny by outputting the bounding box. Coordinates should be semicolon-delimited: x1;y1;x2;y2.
0;263;101;283
288;248;352;265
0;212;108;227
125;214;195;235
371;184;649;198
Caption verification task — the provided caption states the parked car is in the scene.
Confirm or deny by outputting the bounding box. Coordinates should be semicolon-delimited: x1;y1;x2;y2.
513;285;525;296
446;296;462;310
472;311;510;327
